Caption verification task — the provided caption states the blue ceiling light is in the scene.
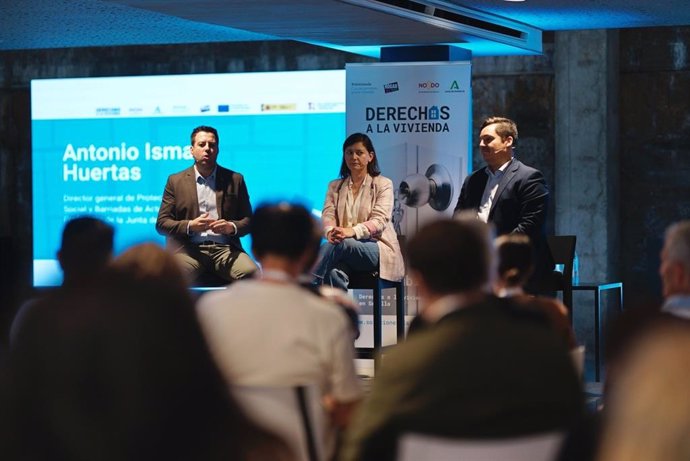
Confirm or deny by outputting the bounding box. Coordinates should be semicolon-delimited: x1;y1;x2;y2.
457;1;653;30
303;42;384;59
304;39;542;58
336;0;542;55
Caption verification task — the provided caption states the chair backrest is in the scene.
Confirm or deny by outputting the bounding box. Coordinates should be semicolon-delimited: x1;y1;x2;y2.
545;235;577;312
232;385;325;461
397;431;566;461
546;235;577;283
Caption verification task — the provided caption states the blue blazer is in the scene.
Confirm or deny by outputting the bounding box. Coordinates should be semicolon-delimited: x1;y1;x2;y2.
454;159;553;285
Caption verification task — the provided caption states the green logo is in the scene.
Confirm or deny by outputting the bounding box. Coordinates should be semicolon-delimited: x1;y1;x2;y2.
449;80;460;90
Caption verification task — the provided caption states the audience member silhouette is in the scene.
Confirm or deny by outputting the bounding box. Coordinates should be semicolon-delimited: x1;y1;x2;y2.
557;219;690;461
596;322;690;461
340;218;583;461
494;233;577;349
0;243;292;461
9;216;114;346
196;202;362;459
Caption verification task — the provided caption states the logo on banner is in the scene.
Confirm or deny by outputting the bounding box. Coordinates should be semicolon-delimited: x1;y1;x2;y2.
350;82;376;94
96;107;121;116
261;103;297;112
419;81;439;89
383;82;399;94
418;81;440;93
445;80;465;93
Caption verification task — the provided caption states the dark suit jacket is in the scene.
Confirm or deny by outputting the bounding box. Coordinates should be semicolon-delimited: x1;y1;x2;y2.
340;296;584;461
155;165;252;251
454;159;553;289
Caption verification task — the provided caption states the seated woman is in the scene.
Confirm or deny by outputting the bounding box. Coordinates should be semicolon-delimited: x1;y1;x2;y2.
313;132;404;291
494;233;577;350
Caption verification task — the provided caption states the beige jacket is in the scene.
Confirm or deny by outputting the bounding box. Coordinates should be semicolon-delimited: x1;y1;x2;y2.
321;175;405;282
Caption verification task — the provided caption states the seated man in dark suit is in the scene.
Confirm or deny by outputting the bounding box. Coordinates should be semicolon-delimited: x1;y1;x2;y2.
156;125;258;283
454;116;552;293
340;217;583;461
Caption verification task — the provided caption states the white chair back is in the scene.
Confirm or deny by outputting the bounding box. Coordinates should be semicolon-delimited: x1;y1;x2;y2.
397;431;565;461
233;385;325;461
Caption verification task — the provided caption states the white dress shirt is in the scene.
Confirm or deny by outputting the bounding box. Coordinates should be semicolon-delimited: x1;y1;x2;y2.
477;159;513;223
661;294;690;319
189;165;236;243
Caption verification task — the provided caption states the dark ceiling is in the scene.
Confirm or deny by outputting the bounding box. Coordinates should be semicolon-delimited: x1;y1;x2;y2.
2;0;690;56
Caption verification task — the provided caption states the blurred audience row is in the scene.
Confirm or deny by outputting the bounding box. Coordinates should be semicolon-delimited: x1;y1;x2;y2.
1;210;689;461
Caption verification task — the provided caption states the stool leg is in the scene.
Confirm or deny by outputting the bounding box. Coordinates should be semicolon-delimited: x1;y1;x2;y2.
395;283;405;341
396;282;405;342
594;289;601;382
564;287;573;325
373;283;382;363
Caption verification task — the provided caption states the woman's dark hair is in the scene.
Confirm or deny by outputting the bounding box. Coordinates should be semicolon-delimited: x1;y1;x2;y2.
495;234;535;287
338;132;381;179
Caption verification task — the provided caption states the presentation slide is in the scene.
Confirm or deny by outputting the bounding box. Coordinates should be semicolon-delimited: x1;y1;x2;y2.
32;70;346;286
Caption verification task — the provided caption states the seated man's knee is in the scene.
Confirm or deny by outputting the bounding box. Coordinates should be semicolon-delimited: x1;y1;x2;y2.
174;251;203;275
227;252;259;281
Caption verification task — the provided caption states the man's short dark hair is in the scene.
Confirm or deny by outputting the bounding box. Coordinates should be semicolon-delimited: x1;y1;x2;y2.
481;116;518;144
406;217;492;294
190;125;219;146
251;202;321;260
59;216;114;275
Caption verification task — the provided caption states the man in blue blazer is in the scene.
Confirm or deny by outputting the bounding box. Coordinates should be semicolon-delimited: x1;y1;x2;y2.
454;116;552;292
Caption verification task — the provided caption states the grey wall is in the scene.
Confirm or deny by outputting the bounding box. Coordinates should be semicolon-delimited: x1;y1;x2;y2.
619;27;690;303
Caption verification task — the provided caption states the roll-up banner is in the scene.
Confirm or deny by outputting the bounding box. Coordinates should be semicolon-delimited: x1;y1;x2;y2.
346;61;472;354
